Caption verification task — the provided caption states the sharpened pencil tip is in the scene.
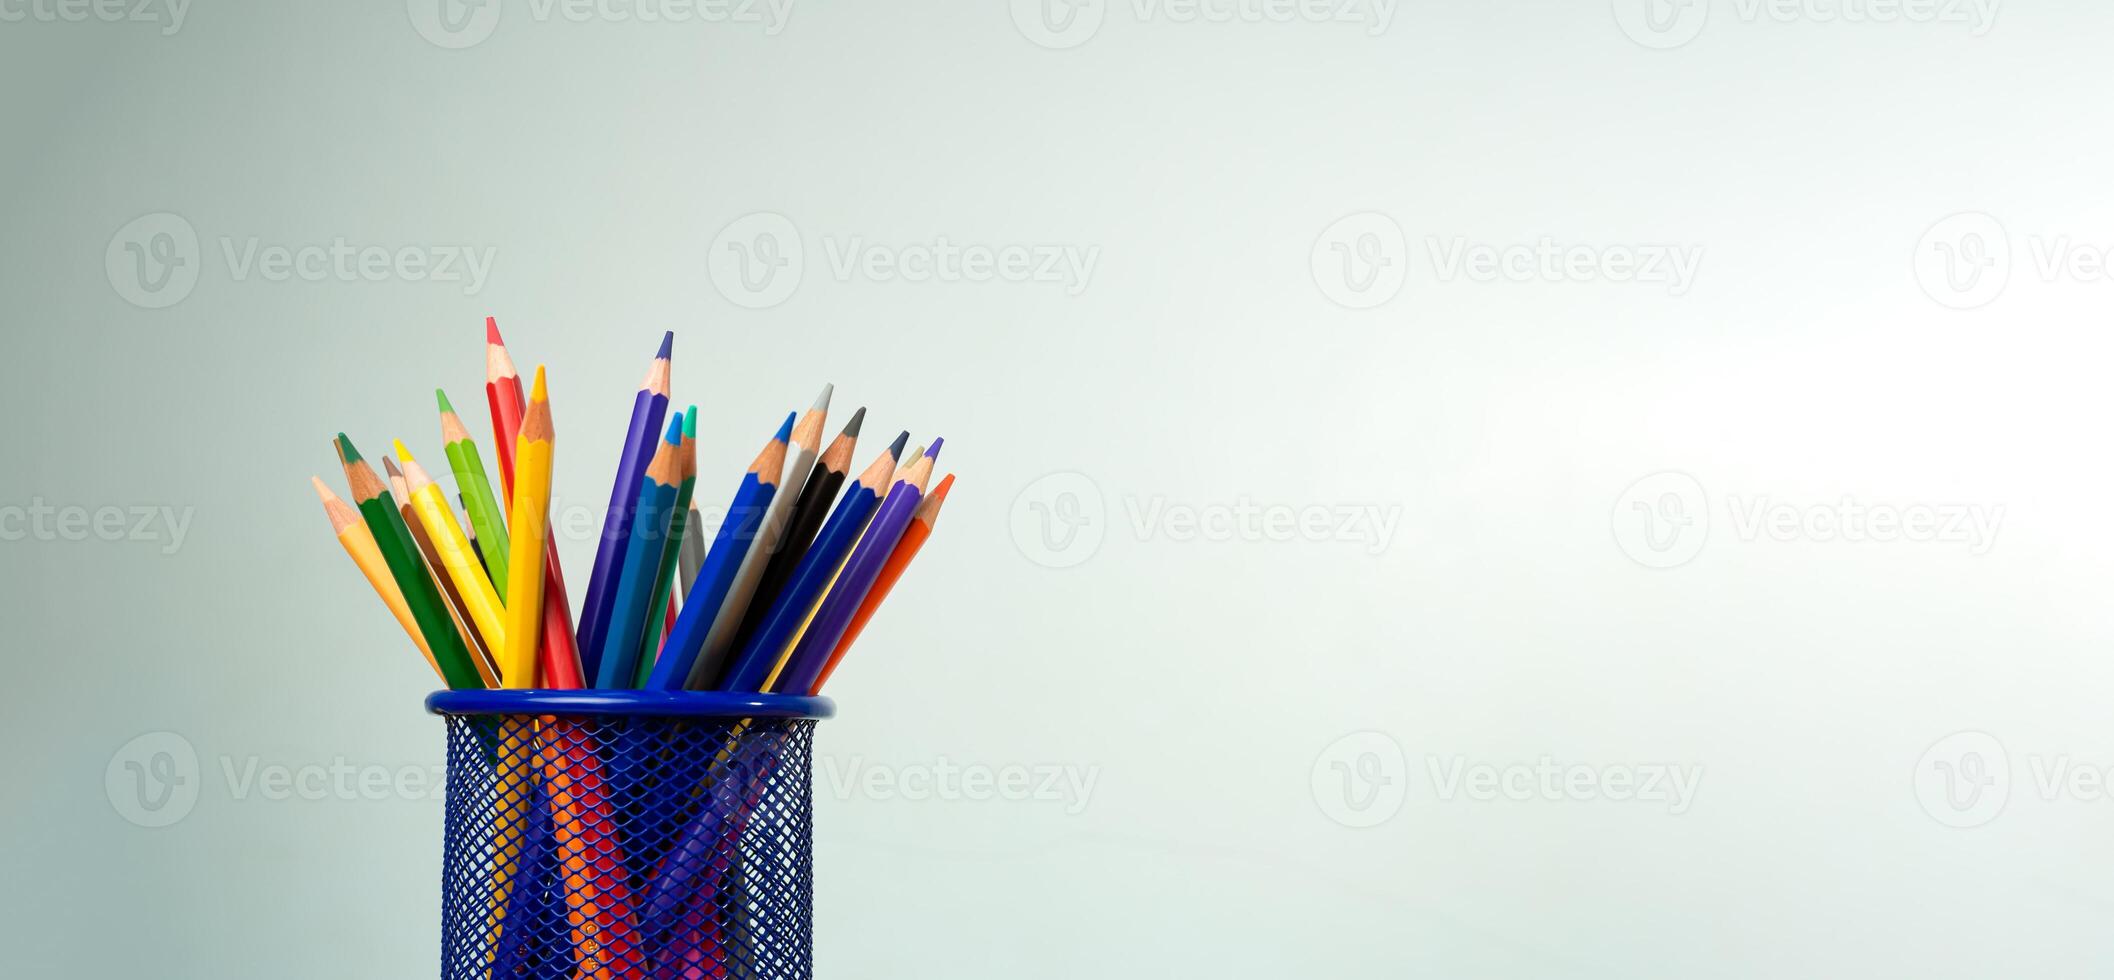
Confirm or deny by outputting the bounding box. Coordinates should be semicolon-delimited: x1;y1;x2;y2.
435;388;455;415
774;411;796;443
664;415;685;444
887;431;910;460
310;475;334;501
929;473;954;503
812;382;834;411
842;406;867;438
335;433;362;464
682;405;698;439
924;438;943;460
656;331;674;360
393;439;414;462
485;316;503;345
530;365;548;402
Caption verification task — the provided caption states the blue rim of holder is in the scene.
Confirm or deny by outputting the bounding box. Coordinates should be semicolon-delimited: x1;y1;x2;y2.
426;689;835;720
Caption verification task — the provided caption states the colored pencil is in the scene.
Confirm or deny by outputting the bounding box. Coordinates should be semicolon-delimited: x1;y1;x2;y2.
732;407;864;652
501;365;640;974
717;435;904;692
388;456;497;685
500;367;556;688
439;388;510;597
576;332;672;683
398;444;509;660
634;405;698;687
486;319;585;690
486;366;555;962
647;414;791;691
777;442;939;695
335;434;484;690
690;384;832;686
594;415;686;689
811;473;952;693
312;476;441;681
678;494;707;597
485;316;526;500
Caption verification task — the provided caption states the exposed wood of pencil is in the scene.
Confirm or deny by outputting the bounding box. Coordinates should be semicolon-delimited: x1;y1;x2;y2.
483;318;583;688
388;456;500;687
500;365;556;688
731;406;864;653
439;388;510;597
813;473;953;693
335;434;484;690
402;448;509;657
314;476;439;679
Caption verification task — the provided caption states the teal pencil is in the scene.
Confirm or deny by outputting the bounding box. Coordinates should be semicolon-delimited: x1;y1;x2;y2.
646;414;791;691
633;406;698;687
595;415;686;689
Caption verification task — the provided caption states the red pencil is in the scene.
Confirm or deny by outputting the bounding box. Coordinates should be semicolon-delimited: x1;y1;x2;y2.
485;317;584;688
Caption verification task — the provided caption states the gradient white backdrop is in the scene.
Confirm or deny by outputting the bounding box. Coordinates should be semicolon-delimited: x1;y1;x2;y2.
4;0;2112;976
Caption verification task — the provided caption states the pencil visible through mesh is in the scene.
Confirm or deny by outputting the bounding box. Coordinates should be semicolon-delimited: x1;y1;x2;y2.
440;714;816;979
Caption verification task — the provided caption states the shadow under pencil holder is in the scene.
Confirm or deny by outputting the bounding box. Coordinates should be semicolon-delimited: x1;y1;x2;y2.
427;689;835;980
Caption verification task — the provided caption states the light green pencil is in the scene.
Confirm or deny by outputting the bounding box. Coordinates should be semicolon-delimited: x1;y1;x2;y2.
438;389;510;598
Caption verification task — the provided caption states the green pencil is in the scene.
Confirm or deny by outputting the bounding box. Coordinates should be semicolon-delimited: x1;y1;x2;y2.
336;433;485;690
635;405;698;686
437;389;510;598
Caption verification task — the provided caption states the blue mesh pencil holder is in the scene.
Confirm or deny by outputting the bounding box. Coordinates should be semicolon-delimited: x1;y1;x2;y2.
427;690;835;980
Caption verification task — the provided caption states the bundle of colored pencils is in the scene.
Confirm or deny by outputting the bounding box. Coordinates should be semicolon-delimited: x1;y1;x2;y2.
311;319;955;976
312;319;953;696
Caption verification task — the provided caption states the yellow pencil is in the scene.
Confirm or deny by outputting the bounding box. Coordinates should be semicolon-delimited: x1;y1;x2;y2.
487;366;554;965
397;442;508;656
312;476;441;681
500;367;554;687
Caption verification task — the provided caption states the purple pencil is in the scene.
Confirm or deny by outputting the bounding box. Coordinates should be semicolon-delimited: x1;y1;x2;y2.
775;439;941;694
573;331;672;685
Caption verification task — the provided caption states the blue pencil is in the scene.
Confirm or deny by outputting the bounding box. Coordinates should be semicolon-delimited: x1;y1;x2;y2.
574;332;672;683
778;439;941;695
593;415;685;689
646;414;793;691
717;433;907;693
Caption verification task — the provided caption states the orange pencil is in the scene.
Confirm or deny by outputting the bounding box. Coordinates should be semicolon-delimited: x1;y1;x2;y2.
810;474;953;693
